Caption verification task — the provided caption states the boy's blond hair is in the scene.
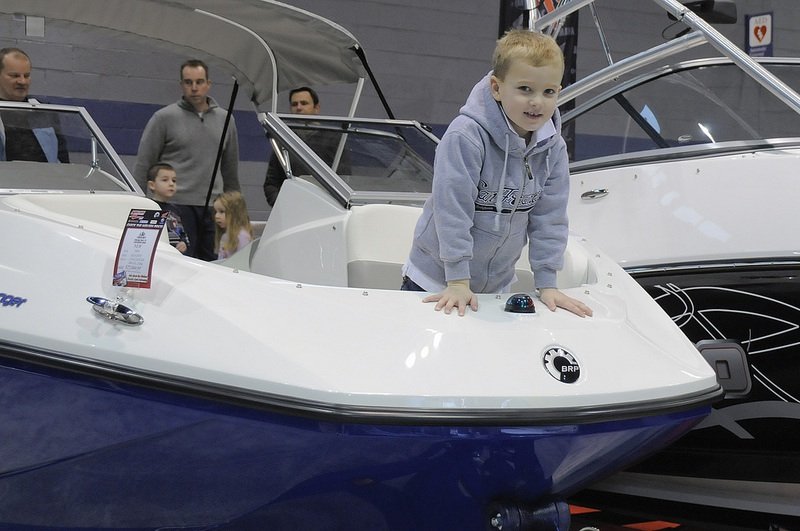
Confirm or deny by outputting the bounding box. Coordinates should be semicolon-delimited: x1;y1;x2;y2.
492;29;564;80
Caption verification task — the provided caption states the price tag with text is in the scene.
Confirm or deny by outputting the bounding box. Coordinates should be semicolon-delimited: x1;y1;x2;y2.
112;209;168;289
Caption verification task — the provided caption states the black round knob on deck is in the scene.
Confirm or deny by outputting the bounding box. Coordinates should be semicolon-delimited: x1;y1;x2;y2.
504;293;536;313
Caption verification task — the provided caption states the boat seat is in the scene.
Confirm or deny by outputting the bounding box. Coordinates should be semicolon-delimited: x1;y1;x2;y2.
346;203;419;290
345;203;592;291
558;239;590;289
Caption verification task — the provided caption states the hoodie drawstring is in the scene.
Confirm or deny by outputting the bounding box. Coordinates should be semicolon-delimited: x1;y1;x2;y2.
494;133;510;231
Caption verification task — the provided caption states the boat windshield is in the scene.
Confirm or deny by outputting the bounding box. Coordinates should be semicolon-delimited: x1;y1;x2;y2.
0;102;134;194
265;115;437;205
567;62;800;162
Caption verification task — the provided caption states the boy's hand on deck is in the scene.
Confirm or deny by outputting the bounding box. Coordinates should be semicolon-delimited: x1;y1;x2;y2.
423;279;478;316
539;288;593;318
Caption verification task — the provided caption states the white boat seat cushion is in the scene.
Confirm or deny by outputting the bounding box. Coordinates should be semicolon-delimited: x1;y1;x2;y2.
344;203;591;291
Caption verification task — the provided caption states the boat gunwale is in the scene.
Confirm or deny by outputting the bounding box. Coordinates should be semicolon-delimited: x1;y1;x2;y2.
0;339;723;428
625;258;800;277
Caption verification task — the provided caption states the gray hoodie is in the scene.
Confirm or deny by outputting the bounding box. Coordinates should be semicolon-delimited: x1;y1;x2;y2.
404;72;569;293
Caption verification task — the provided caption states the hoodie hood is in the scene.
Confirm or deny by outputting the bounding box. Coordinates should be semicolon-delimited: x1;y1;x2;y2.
459;72;562;156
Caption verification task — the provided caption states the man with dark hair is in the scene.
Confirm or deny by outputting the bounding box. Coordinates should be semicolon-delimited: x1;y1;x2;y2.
288;86;320;114
0;47;68;162
263;86;349;207
134;58;240;260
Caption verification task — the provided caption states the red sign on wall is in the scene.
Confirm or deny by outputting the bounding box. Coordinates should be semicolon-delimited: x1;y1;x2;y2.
745;12;773;57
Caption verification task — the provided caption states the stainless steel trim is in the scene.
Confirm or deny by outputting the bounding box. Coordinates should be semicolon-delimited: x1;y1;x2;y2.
654;0;800;113
569;138;800;174
87;296;144;326
625;259;800;276
0;101;140;194
581;189;609;200
559;32;706;106
261;113;437;208
562;58;800;124
544;0;800;115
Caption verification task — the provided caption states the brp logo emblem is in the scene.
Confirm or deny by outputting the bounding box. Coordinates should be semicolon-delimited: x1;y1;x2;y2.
543;347;580;383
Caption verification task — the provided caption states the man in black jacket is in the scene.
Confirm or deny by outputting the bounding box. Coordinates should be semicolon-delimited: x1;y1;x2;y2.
263;86;349;206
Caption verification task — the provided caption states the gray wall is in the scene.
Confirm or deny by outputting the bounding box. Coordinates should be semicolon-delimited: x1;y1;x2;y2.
281;0;500;123
1;0;798;220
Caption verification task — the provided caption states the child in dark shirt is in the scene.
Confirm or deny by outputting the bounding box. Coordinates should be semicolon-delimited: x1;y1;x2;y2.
147;163;190;254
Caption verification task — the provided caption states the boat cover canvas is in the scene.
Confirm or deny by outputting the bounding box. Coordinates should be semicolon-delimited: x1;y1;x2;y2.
0;0;367;111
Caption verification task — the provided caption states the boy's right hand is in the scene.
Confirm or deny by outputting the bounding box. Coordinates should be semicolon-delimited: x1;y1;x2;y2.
423;279;478;316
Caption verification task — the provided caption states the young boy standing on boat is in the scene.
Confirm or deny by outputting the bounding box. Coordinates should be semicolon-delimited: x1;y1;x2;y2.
402;30;592;318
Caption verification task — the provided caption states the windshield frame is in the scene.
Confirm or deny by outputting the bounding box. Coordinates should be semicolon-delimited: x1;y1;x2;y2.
261;112;436;207
0;100;140;195
562;57;800;170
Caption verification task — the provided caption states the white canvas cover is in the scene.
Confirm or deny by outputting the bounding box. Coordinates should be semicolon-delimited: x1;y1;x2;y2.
0;0;367;111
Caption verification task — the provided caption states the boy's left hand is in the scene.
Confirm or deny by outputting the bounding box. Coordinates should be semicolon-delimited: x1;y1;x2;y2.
538;288;593;318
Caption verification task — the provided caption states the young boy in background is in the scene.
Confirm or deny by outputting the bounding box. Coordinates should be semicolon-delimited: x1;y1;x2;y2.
402;30;591;318
147;162;190;255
